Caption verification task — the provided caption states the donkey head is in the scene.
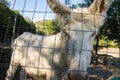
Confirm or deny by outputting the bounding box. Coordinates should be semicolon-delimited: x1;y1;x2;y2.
47;0;112;80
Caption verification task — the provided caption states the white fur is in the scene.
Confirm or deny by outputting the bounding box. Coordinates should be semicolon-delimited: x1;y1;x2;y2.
6;0;112;80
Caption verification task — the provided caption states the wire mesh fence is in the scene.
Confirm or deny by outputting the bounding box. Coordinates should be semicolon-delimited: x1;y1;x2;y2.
0;0;120;80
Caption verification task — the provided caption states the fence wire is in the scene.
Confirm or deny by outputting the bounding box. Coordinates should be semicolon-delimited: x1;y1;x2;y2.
0;0;120;80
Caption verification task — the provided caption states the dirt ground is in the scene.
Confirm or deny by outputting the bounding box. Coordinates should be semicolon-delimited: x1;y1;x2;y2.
89;48;120;80
0;48;120;80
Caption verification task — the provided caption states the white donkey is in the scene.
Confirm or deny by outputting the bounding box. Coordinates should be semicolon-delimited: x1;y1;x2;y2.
6;0;112;80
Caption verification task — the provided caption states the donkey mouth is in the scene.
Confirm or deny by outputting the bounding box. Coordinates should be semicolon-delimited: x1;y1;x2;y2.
63;71;88;80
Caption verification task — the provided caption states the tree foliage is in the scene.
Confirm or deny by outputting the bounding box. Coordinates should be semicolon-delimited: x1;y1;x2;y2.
0;3;36;43
0;0;10;6
35;20;59;35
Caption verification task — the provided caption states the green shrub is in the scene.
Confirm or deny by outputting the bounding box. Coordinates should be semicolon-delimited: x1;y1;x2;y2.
35;20;59;35
94;35;119;48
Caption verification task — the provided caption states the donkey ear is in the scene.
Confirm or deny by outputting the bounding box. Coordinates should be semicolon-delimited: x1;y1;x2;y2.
89;0;112;14
47;0;70;13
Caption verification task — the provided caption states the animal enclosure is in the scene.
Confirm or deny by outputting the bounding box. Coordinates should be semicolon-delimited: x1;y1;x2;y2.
0;0;120;80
